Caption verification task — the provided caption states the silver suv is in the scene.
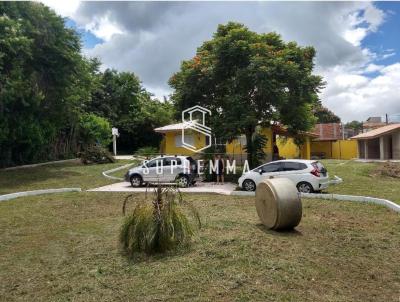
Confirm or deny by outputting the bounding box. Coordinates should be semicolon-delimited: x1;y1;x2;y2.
125;155;197;188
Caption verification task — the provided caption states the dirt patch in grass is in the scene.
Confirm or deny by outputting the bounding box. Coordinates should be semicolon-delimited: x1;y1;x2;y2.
370;161;400;178
1;192;399;301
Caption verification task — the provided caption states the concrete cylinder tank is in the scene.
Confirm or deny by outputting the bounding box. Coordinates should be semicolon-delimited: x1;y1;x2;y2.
255;178;302;230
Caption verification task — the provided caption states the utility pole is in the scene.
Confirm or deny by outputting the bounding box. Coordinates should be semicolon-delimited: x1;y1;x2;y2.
112;127;119;156
343;123;345;140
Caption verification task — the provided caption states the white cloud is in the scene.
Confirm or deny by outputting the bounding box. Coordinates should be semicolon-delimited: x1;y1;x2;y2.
42;1;399;122
84;14;124;41
39;0;80;18
364;63;384;73
320;63;400;122
334;74;369;89
342;3;385;47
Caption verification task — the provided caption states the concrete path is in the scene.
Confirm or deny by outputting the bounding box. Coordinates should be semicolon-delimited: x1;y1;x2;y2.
88;181;237;195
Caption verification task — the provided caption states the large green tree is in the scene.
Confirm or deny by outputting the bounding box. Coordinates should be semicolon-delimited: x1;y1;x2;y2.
0;2;171;167
0;2;95;166
170;22;323;167
86;69;174;153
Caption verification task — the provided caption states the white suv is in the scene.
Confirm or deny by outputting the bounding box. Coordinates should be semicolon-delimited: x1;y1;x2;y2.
125;155;197;188
238;160;330;193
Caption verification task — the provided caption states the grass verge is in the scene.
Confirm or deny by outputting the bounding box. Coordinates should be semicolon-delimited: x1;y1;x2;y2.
322;160;400;204
0;160;135;195
1;192;399;301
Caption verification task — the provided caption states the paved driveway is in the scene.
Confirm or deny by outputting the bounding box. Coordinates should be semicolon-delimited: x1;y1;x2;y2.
88;181;239;195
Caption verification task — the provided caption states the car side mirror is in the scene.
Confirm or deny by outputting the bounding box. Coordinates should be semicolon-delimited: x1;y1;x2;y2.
258;169;263;175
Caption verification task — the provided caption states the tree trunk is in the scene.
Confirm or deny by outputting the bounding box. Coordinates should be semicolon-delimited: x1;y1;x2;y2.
245;126;256;169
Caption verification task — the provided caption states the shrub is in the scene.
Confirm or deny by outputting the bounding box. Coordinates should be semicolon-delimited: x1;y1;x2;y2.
224;166;244;183
120;186;200;256
79;145;115;164
79;113;112;147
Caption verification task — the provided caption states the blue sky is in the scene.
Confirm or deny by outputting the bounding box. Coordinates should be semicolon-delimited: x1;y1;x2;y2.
65;19;103;49
363;2;400;66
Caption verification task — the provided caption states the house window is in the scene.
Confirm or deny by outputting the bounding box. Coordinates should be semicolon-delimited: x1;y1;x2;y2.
175;134;194;147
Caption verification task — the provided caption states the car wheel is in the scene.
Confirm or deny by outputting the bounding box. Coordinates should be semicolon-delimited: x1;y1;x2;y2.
242;179;256;192
130;175;142;187
176;175;189;188
297;182;314;193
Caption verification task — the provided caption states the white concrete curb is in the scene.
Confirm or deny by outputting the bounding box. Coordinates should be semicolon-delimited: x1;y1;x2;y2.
0;188;82;202
302;193;400;213
102;163;136;181
2;158;79;171
230;191;400;213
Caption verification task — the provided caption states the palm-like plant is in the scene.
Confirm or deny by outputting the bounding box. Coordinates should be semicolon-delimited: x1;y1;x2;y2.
120;186;201;256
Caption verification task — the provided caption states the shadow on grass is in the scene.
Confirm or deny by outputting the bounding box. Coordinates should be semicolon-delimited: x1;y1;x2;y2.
0;163;83;191
256;223;303;237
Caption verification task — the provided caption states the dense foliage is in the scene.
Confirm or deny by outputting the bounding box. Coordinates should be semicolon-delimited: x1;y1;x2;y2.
170;22;323;167
313;103;341;123
243;128;268;167
0;2;92;167
345;120;363;132
86;69;174;154
0;2;173;167
79;113;112;147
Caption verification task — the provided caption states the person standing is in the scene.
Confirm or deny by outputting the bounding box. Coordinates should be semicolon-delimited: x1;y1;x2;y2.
273;143;280;161
215;154;225;185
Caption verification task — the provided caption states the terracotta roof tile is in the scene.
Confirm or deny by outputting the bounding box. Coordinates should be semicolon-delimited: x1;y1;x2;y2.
351;123;400;139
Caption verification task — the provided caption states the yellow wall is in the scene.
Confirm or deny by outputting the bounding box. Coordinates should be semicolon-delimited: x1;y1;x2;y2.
332;140;358;159
162;130;206;156
310;141;333;158
310;140;358;160
277;136;300;159
226;138;245;155
277;136;311;159
226;128;274;160
160;127;313;160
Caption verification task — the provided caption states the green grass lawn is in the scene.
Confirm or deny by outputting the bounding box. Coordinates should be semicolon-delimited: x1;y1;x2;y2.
0;160;135;195
0;161;400;300
321;160;400;204
1;159;399;204
0;192;399;301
